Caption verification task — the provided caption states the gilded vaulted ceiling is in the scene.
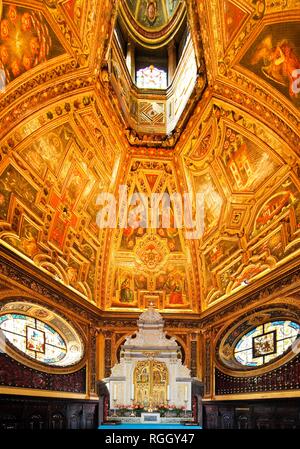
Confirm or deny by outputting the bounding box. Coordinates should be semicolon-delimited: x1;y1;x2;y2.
0;0;299;317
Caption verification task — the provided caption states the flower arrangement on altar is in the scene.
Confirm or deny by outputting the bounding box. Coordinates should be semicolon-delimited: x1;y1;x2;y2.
111;403;187;417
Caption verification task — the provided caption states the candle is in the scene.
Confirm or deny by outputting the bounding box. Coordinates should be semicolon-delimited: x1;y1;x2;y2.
131;383;135;400
113;384;117;401
184;385;188;401
167;386;170;401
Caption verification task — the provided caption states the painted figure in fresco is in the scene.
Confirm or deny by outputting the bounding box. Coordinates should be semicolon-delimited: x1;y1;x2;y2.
145;0;158;23
26;132;64;174
164;274;184;304
66;266;78;284
134;274;147;290
250;35;300;98
169;280;183;304
120;277;134;303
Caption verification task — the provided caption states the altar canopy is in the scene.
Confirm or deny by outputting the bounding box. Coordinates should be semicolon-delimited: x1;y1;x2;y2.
107;307;192;410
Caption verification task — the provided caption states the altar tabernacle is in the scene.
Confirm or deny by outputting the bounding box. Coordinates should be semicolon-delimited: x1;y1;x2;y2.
105;307;192;413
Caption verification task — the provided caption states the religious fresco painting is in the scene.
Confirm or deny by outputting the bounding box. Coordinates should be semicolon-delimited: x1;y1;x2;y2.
112;264;189;309
110;160;193;311
241;22;300;107
157;266;188;307
0;4;65;83
61;165;88;210
221;128;280;192
255;192;293;231
113;270;138;307
202;172;300;304
134;273;148;290
154;191;183;253
127;0;180;29
119;187;182;253
21;124;73;177
121;222;146;251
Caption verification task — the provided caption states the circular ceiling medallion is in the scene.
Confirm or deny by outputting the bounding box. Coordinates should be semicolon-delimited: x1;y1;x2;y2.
134;232;170;273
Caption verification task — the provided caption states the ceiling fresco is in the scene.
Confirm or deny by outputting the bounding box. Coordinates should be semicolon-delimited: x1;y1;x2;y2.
125;0;181;30
0;4;64;84
0;0;299;316
104;159;198;312
240;21;300;108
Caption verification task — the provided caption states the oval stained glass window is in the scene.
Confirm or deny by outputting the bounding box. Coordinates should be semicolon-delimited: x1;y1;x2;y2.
0;313;82;367
234;320;300;367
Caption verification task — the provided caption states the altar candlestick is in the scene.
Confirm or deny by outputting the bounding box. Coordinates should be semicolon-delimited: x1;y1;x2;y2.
184;385;188;401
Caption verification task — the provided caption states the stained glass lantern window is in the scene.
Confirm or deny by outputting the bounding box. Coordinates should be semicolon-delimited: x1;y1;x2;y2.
0;313;83;367
136;65;167;89
234;320;300;367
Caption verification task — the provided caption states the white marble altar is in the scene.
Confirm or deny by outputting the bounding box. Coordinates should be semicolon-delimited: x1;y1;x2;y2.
105;307;192;411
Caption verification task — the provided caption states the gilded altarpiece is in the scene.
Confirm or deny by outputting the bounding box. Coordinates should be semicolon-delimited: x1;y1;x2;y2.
134;360;168;407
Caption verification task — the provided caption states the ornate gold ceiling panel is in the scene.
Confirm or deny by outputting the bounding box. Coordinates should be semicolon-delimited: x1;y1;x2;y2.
102;158;200;313
0;0;299;318
182;96;300;309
